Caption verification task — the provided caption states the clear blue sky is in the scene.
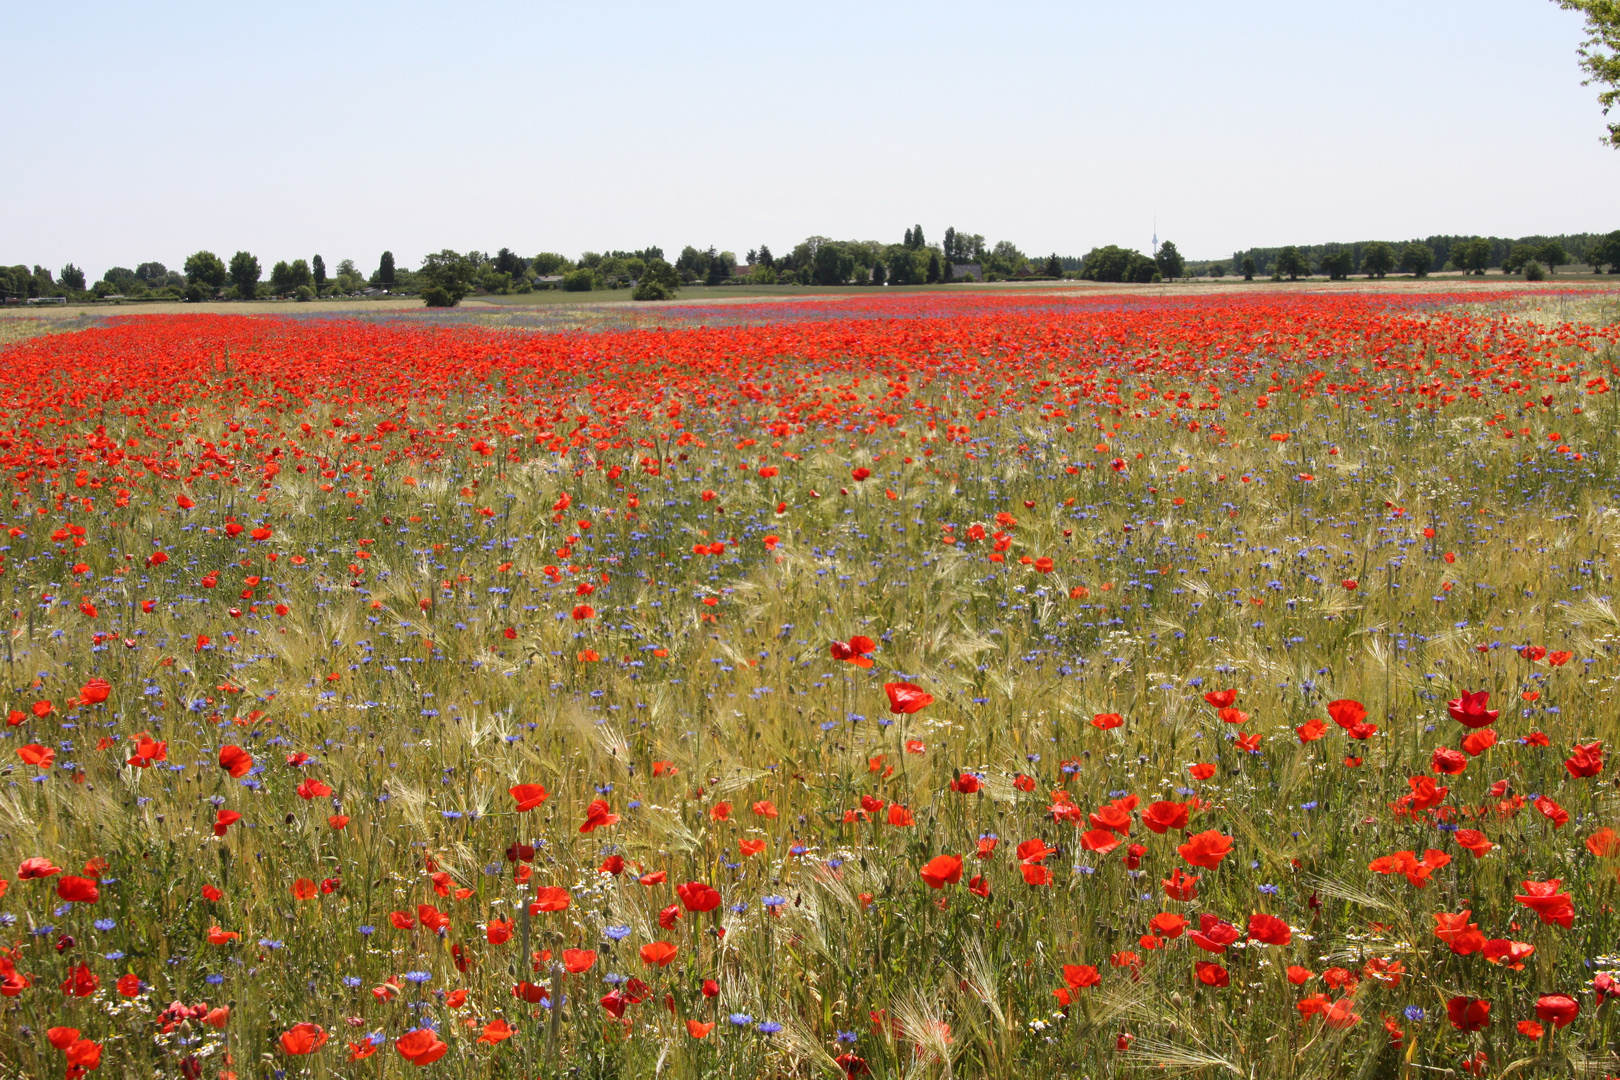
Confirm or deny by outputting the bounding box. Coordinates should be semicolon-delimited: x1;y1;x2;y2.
3;0;1614;279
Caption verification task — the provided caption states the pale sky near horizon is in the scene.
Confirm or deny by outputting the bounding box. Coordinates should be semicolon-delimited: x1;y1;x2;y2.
3;0;1616;280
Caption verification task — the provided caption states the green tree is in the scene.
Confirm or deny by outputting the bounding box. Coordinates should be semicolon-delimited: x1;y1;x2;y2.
184;251;227;291
870;261;887;287
1401;242;1434;277
1241;255;1256;280
1556;1;1620;147
418;250;475;306
135;262;167;283
1449;237;1491;275
882;249;919;286
811;243;853;285
1537;240;1568;273
705;250;736;285
561;268;596;292
985;240;1027;278
1319;248;1353;280
1502;243;1538;274
632;258;681;301
1361;242;1395;278
269;261;295;295
903;228;913;248
375;251;396;286
1154;241;1184;280
1078;245;1135;282
312;255;326;291
58;264;86;291
532;253;569;276
911;225;925;250
1274;246;1308;280
228;251;261;299
675;246;711;284
1590;229;1620;271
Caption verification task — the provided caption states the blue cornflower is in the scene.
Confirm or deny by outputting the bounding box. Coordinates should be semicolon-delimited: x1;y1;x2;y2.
93;918;116;931
604;926;632;941
1404;1006;1425;1022
728;1013;754;1026
403;970;432;983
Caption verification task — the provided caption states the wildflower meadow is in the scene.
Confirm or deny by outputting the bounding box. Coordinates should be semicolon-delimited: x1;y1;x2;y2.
0;287;1618;1079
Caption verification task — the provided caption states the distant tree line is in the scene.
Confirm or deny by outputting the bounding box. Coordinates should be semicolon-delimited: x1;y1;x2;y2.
6;227;1618;306
1191;233;1620;281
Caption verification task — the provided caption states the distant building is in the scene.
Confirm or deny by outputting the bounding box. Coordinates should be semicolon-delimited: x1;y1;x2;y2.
951;263;982;281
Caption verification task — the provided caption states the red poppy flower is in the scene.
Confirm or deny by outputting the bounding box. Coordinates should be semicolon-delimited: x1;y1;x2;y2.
1565;740;1603;778
639;941;678;967
675;881;721;912
218;745;253;778
1515;879;1575;928
1431;746;1468;774
1190;913;1240;953
919;854;963;889
280;1022;329;1055
56;876;99;904
883;682;933;714
1246;912;1291;946
578;799;620;833
1481;938;1535;970
1194;961;1229;987
1163;868;1200;901
65;1039;102;1071
478;1019;515;1044
1296;717;1327;743
1149;912;1186;937
509;783;549;811
295;778;331;800
1535;795;1569;828
396;1027;449;1065
1445;997;1491;1032
531;886;571;912
1062;963;1100;989
1176;830;1233;869
1446;690;1497;728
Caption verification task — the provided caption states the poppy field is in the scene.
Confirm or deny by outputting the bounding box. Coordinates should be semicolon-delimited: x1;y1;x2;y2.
1;288;1620;1079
